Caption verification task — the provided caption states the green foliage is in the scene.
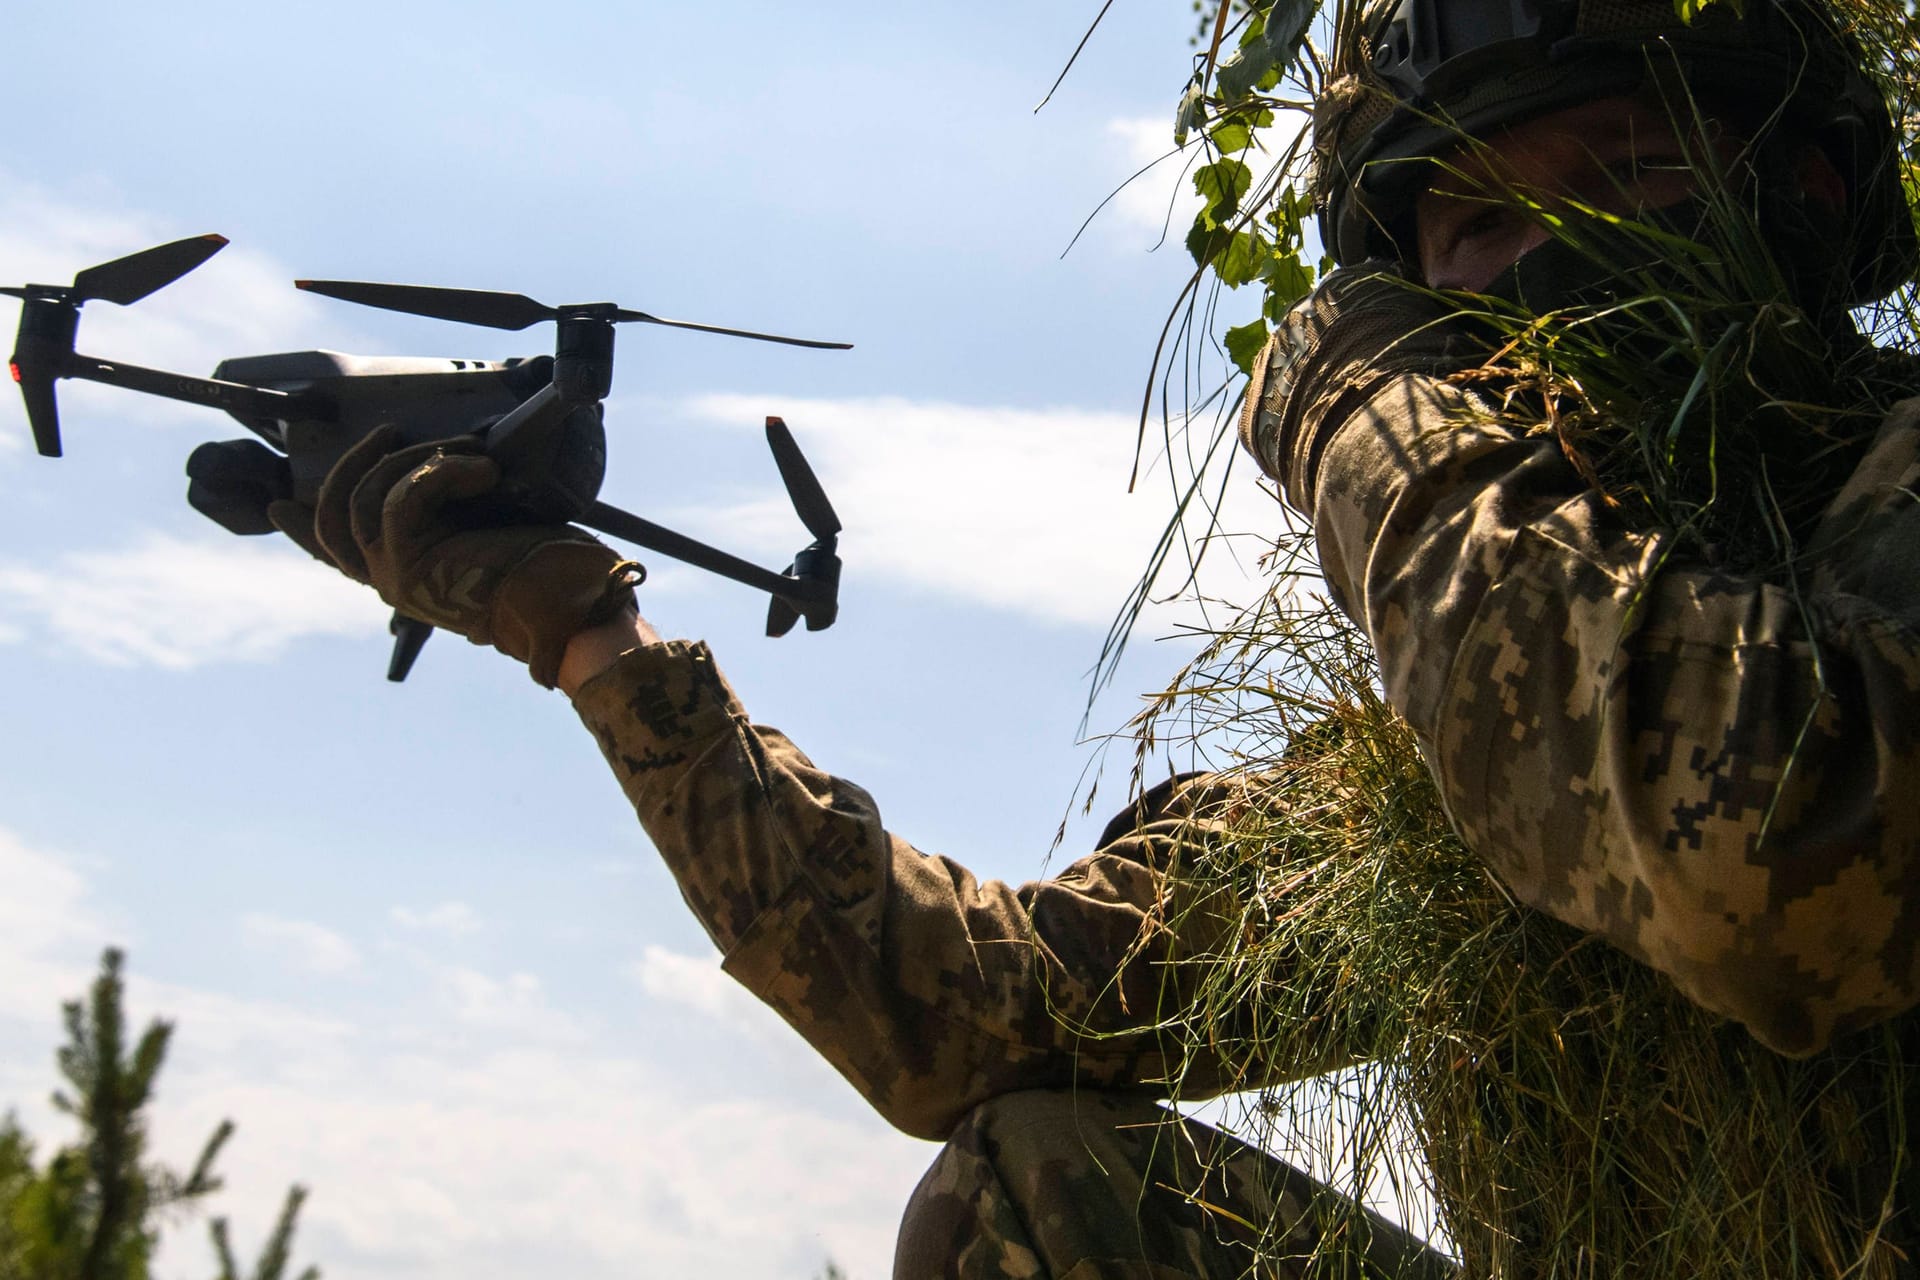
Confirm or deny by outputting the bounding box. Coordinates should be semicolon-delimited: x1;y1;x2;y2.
1087;0;1324;673
210;1186;319;1280
0;949;319;1280
1223;318;1271;376
1175;0;1322;308
1172;80;1206;148
1187;157;1320;322
1191;157;1252;224
1214;0;1314;98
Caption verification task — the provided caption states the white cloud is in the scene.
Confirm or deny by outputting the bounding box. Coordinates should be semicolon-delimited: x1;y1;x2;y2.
436;965;586;1044
0;827;113;1025
132;977;357;1072
241;913;361;975
678;393;1278;630
0;188;391;673
147;1046;929;1280
0;176;369;437
0;825;356;1059
0;532;387;668
1105;117;1205;242
625;944;786;1040
390;901;482;937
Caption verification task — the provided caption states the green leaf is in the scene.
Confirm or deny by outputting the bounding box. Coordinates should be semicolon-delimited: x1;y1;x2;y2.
1173;79;1205;148
1187;220;1222;270
1262;253;1317;310
1215;0;1315;99
1185;221;1256;279
1265;184;1316;248
1192;158;1253;224
1237;8;1269;48
1214;230;1264;287
1225;319;1271;376
1214;45;1275;102
1265;0;1316;55
1210;122;1252;154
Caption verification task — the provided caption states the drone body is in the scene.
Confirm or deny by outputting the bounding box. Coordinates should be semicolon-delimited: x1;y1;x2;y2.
186;351;595;534
5;235;847;679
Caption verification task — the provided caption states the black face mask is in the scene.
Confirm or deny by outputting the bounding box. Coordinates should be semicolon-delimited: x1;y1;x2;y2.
1473;195;1869;554
1476;198;1725;316
1476;187;1853;321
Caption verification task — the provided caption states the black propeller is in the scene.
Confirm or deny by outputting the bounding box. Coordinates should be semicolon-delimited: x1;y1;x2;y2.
767;416;841;542
1;234;228;306
293;279;851;350
6;234;229;455
763;416;841;638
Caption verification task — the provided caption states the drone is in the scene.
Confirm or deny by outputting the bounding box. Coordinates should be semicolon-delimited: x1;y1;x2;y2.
5;234;846;680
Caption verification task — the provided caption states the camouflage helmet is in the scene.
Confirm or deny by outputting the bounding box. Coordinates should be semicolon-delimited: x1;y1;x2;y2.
1313;0;1917;302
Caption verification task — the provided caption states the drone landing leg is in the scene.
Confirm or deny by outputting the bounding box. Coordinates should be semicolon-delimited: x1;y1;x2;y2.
387;614;434;682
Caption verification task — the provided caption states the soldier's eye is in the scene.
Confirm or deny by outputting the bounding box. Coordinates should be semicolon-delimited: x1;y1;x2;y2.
1452;207;1515;247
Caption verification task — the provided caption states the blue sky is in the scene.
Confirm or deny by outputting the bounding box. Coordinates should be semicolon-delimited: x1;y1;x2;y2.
0;4;1284;1276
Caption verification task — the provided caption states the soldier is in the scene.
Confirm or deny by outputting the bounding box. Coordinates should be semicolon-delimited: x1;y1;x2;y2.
270;0;1918;1272
1245;0;1918;1057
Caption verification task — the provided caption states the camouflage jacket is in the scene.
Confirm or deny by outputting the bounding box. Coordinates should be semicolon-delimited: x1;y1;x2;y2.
1239;270;1920;1057
573;650;1258;1140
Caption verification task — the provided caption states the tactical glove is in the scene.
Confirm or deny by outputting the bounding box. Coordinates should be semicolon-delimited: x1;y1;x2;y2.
269;426;640;688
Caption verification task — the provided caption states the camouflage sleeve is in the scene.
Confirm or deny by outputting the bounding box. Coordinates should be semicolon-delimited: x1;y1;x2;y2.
571;641;1271;1139
1250;317;1920;1057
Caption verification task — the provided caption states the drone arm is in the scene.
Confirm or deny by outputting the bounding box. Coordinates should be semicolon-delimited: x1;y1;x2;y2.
580;500;829;607
65;353;301;443
480;381;577;475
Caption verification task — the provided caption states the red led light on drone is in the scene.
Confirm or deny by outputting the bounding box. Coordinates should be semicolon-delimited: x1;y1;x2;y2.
8;361;20;385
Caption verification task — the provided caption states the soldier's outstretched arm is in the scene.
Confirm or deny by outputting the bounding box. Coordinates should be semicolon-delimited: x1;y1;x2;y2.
283;418;1319;1137
1243;267;1920;1057
566;634;1308;1139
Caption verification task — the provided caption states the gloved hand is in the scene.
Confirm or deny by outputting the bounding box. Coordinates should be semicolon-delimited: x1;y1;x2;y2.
268;426;640;688
1237;263;1468;509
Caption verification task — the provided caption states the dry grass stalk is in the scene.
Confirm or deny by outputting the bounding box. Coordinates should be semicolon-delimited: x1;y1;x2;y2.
1130;582;1913;1276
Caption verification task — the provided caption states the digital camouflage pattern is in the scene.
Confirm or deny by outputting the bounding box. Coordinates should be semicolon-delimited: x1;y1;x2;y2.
895;1089;1447;1279
574;640;1242;1139
1240;265;1920;1057
570;640;1457;1276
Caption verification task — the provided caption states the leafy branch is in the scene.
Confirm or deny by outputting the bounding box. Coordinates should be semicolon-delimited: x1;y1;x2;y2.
1;949;320;1280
